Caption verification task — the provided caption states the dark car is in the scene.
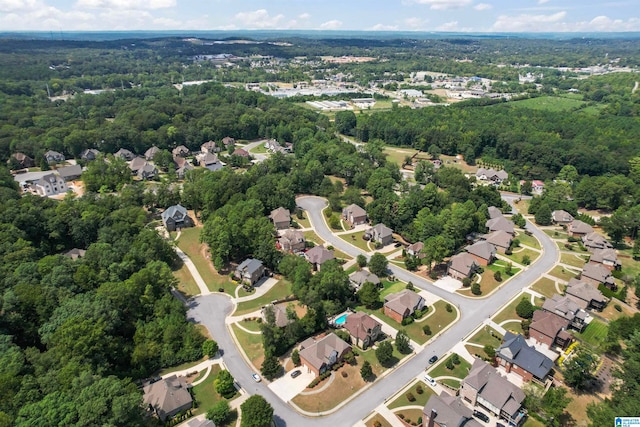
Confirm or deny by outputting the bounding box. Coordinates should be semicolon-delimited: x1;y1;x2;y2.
473;410;489;423
394;242;402;248
496;423;506;427
428;355;438;364
291;369;301;378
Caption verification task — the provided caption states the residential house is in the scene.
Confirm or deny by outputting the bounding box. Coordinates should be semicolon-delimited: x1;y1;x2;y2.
542;294;588;331
137;162;158;180
9;153;35;169
172;145;190;157
173;156;188;170
476;167;508;185
114;148;135;161
487;206;503;219
129;157;146;174
184;418;215;427
365;223;394;246
264;139;292;154
482;230;513;253
343;311;382;349
529;310;572;350
269;207;291;230
305;246;335;271
221;136;235;147
299;333;352;377
235;258;266;286
531;180;545;194
232;148;250;158
176;162;194;179
348;269;380;290
383;289;425;323
582;232;613;252
44;150;65;164
143;375;193;422
144;146;160;160
460;359;527;427
80;148;100;161
581;263;617;290
57;164;82;181
262;304;293;328
551;210;574;225
34;173;68;196
278;230;306;253
496;332;554;384
342;204;368;226
465;240;496;266
447;252;479;281
161;205;194;232
201;140;220;154
567;220;594;237
63;248;86;260
589;248;621;270
423;393;482;427
197;152;224;171
565;278;609;311
406;241;424;258
486;216;515;235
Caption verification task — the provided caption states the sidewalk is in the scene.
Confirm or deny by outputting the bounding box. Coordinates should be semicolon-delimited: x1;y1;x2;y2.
234;277;278;302
175;246;211;295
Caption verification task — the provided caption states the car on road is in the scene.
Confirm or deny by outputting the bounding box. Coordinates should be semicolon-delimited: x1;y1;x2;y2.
291;369;301;378
428;355;438;364
251;373;261;382
423;375;436;386
473;410;489;423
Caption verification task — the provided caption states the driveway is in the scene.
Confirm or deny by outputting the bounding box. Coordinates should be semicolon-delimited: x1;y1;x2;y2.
269;369;315;402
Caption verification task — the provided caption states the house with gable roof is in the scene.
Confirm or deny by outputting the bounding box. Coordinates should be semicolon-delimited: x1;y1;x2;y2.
406;241;424;258
201;140;220;154
143;375;192;422
305;246;335;271
567;220;594;237
486;216;515;235
447;252;479;281
161;205;194;232
269;207;291;230
278;229;306;253
487;206;503;219
582;232;613;252
423;393;482;427
551;210;574;225
343;312;381;349
235;258;266;286
581;263;617;290
589;248;620;270
114;148;135;161
476;168;508;185
299;333;352;377
542;294;588;331
33;172;68;196
172;145;190;157
496;332;554;384
482;230;513;253
565;278;609;311
365;223;394;246
342;204;368;226
80;148;100;161
144;146;160;160
465;240;496;266
348;269;380;290
383;289;425;323
44;150;65;164
9;152;35;169
529;310;572;350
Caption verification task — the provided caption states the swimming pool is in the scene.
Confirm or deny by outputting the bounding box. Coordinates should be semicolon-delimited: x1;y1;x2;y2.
335;313;349;325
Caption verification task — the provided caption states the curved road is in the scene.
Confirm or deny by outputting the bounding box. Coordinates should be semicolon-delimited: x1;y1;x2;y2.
187;194;558;427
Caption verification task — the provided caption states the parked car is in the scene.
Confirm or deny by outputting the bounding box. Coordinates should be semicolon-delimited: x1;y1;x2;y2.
394;242;402;248
496;423;506;427
473;410;489;423
423;375;436;386
291;370;301;378
251;373;261;382
428;355;438;364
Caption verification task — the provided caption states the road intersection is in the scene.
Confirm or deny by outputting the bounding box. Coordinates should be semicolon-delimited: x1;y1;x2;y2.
186;194;558;427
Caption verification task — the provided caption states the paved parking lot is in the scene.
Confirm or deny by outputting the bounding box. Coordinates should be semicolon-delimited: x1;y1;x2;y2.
268;368;316;401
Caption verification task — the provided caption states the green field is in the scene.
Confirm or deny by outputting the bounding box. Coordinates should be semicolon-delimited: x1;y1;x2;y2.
506;96;603;115
575;319;609;348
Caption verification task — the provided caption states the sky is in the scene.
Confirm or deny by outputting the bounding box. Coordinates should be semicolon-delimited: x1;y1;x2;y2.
1;0;640;33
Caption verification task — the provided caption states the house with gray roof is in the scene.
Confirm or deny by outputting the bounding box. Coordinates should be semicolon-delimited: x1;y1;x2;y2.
114;148;135;161
482;230;512;253
383;289;425;323
342;204;368;226
487;206;503;219
486;216;515;235
496;332;554;384
222;136;235;147
343;312;381;349
144;146;160;160
476;168;508;185
63;248;86;260
581;263;616;290
269;207;291;230
172;145;190;157
460;359;527;426
305;246;335;271
567;220;594;237
137;162;158;180
162;205;194;232
33;173;68;196
44;150;65;164
278;229;306;253
262;304;293;328
348;269;380;290
565;278;608;311
129;156;146;174
143;375;192;422
589;248;620;270
197;152;224;171
542;294;588;331
57;164;82;181
80;148;100;161
551;210;574;225
423;393;482;427
299;333;352;377
465;240;496;266
365;223;394;246
582;232;613;252
447;252;479;281
235;258;266;286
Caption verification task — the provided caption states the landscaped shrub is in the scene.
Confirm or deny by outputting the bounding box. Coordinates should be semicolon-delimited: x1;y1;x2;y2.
341;371;348;378
446;303;453;312
398;414;405;420
471;283;481;295
451;353;460;365
614;304;622;312
446;359;454;370
416;384;423;394
494;271;502;282
422;325;432;335
406;281;415;291
373;421;382;427
462;277;471;287
218;287;224;293
401;317;415;326
429;270;438;280
522;255;531;265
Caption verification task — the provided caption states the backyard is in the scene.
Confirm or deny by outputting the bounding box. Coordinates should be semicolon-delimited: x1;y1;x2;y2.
574;319;609;349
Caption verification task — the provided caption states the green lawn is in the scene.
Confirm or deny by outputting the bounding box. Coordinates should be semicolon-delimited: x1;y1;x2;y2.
545;229;568;239
515;232;541;250
560;253;589;268
365;413;393;427
429;353;472;379
393;408;424;426
388;381;435;409
575;319;609;348
158;357;209;377
191;365;239;415
501;320;524;335
523;417;547;427
231;324;264;369
380;280;407;298
172;261;200;297
249;144;268;154
303;230;325;246
549;265;580;282
239;319;263;332
339;230;374;252
493;293;535;324
293;213;311;229
504;248;540;265
531;277;562;298
468;326;503;347
465;344;492;360
233;280;293;316
507;96;602;114
383;147;419;166
619;249;640;278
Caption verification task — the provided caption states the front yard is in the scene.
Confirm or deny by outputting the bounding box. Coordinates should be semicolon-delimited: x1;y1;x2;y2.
191;365;240;415
172;261;200;297
530;277;563;298
549;265;580;282
231;324;264;369
504;247;540;265
468;326;503;347
339;230;375;252
493;292;536;324
560;253;589;268
514;232;541;250
429;353;472;380
233;280;293;315
387;380;435;409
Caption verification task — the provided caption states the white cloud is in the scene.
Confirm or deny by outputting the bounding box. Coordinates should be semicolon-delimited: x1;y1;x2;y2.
234;9;285;29
491;11;640;31
492;11;565;31
436;20;471;31
319;19;342;29
408;0;472;10
405;17;429;29
0;0;40;12
75;0;175;10
474;3;492;11
538;0;550;4
298;12;310;19
369;23;399;30
0;4;97;30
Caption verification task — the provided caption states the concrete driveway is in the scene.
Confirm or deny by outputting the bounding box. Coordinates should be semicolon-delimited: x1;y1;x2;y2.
268;368;315;402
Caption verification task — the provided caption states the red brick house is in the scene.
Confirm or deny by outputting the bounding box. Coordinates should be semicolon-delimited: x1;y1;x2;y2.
383;289;425;323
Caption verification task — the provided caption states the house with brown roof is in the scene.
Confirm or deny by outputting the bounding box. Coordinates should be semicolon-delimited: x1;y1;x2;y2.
172;145;190;157
529;310;572;350
44;150;65;164
305;246;335;271
542;294;588;331
482;230;513;253
197;152;224;171
423;393;482;427
299;333;352;377
460;359;527;427
222;136;235;147
487;206;503;219
144;146;160;160
9;152;35;169
383;289;425;323
114;148;135;161
365;223;394;246
465;240;496;266
496;332;554;384
486;216;515;235
447;252;479;281
581;263;616;290
406;241;424;258
582;232;613;252
201;140;220;154
552;210;574;225
343;312;381;349
348;269;380;290
567;220;594;237
176;162;194;179
342;204;368;226
565;278;609;311
129;156;146;174
589;248;620;270
232;148;250;158
63;248;86;260
143;375;193;422
278;229;305;253
270;207;291;230
262;304;293;328
137;162;158;180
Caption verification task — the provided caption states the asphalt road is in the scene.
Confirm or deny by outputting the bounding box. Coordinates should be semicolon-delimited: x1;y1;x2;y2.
187;194;558;427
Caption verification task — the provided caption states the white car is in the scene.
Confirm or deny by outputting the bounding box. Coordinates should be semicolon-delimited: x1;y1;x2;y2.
423;375;436;386
252;373;261;382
